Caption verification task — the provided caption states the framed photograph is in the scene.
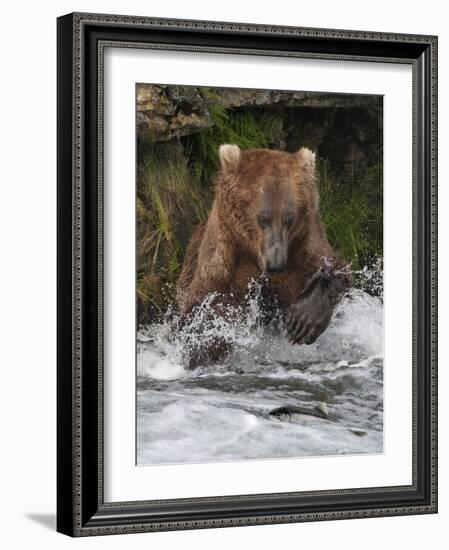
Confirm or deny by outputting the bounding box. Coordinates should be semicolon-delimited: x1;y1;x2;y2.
57;12;438;536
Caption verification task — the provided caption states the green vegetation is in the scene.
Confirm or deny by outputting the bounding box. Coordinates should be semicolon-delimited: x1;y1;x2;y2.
318;160;383;271
136;92;383;324
136;141;211;323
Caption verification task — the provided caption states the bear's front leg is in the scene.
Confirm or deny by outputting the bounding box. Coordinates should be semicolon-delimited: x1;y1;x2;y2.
182;335;230;369
284;272;348;345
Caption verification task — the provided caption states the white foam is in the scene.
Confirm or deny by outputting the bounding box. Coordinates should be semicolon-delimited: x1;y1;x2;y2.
137;350;186;380
137;284;383;382
136;285;384;465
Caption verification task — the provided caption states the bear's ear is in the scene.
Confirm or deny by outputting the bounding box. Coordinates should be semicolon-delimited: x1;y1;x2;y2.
296;147;319;210
295;147;316;174
219;144;241;170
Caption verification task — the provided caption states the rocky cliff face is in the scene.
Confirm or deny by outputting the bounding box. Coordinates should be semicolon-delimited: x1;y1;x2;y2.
137;85;213;141
136;85;382;175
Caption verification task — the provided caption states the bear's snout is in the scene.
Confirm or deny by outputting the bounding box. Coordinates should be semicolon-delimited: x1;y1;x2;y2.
265;243;288;274
267;264;284;274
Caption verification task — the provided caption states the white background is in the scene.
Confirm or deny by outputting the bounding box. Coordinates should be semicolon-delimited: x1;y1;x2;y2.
0;1;446;548
105;49;412;501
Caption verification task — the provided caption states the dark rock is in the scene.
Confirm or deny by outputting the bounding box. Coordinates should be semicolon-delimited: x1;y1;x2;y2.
349;428;368;436
136;85;214;141
136;84;382;146
269;405;331;420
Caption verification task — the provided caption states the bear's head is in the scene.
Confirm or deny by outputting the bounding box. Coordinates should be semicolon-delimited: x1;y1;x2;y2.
216;144;319;274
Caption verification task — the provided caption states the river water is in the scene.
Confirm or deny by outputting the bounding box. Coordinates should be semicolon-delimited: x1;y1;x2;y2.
137;288;383;465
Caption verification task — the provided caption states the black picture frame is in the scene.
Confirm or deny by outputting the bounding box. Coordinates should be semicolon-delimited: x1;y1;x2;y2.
57;12;438;537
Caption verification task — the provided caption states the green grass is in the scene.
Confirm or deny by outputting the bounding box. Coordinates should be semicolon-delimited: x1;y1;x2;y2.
318;160;383;270
136;141;212;323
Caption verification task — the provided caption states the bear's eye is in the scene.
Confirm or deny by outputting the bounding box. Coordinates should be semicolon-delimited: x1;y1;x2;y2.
257;214;271;228
283;214;295;228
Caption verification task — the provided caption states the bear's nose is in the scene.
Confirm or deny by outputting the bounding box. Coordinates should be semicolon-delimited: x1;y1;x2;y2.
266;260;286;274
267;265;283;274
265;242;287;274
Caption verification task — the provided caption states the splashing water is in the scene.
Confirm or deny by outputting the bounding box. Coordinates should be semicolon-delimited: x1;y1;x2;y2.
137;278;384;465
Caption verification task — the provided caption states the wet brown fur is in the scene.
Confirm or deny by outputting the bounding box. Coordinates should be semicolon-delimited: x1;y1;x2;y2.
177;145;341;315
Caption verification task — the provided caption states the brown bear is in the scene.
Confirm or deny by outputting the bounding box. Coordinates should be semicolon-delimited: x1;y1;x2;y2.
176;144;351;366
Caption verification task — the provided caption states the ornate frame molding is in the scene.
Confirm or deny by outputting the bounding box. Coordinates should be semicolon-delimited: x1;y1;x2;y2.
57;12;438;537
